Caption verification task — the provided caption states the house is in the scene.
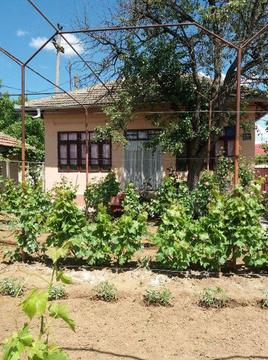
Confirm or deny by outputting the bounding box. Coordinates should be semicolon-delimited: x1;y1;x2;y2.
0;132;22;182
25;83;263;199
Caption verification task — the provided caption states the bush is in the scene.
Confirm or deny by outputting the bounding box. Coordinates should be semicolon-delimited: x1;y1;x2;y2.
48;284;66;301
93;281;118;302
47;180;86;247
0;278;24;297
199;287;229;308
84;172;120;212
149;177;192;219
143;287;172;306
122;182;142;216
70;205;113;266
154;203;194;270
70;204;147;266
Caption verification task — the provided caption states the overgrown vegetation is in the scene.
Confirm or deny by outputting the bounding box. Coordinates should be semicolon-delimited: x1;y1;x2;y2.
92;281;118;302
0;278;24;297
84;172;120;213
143;287;172;307
199;287;229;308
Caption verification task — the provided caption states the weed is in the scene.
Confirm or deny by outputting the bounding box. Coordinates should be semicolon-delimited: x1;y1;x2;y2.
199;287;229;308
0;278;24;297
143;287;172;306
48;284;66;301
93;281;118;302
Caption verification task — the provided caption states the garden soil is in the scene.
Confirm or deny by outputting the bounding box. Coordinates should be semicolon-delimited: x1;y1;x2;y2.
0;262;267;360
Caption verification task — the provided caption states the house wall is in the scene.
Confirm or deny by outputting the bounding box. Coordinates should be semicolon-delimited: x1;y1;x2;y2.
44;109;175;195
44;105;256;195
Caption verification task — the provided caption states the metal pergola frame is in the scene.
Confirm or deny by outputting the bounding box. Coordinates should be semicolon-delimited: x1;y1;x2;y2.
0;0;268;187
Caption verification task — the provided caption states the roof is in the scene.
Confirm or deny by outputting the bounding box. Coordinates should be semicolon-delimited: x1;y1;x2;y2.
0;133;20;148
255;144;267;155
25;82;118;110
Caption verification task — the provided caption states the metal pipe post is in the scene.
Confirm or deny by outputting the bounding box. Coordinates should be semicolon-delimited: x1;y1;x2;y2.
234;47;242;186
85;108;89;187
207;100;212;171
21;65;26;184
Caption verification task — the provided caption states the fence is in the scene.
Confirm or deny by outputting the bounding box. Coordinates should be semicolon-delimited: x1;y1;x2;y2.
0;160;45;188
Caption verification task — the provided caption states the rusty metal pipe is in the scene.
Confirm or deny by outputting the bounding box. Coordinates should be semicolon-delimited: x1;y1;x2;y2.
234;47;242;186
21;65;26;184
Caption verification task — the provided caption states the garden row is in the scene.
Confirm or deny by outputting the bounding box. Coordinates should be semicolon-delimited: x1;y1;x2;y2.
1;276;268;309
0;157;267;271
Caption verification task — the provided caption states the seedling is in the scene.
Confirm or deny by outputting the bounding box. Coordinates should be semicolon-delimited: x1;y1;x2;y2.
0;278;24;297
48;284;66;300
199;287;229;308
143;287;172;306
93;281;118;302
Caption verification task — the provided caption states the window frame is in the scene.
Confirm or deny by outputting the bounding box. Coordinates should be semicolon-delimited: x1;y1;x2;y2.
58;131;112;173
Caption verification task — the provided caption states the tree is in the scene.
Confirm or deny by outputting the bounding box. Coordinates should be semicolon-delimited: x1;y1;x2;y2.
78;0;268;189
0;94;44;162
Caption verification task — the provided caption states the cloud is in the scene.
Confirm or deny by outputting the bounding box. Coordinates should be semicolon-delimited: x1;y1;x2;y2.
17;29;29;37
256;123;268;144
29;34;84;57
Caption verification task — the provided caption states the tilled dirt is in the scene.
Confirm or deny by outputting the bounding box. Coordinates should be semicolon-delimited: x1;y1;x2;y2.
0;263;267;360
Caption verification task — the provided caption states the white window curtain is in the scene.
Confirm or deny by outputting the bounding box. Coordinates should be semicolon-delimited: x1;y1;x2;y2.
124;140;162;189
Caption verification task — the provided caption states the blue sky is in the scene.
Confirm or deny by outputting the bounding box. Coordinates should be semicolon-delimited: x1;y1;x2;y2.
0;0;267;143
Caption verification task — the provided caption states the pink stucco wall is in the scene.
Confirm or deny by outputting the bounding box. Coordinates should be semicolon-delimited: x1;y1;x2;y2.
44;106;256;195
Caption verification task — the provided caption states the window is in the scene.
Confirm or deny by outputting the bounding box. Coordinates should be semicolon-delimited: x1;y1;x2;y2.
58;131;111;172
243;133;251;141
125;129;160;141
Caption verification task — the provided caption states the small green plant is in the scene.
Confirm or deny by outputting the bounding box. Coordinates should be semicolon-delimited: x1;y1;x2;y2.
199;287;229;308
143;287;172;306
122;182;142;216
48;284;66;301
0;278;24;297
260;289;268;308
2;243;74;360
93;281;118;302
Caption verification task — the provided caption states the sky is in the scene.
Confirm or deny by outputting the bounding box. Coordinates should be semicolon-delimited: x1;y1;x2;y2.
0;0;267;144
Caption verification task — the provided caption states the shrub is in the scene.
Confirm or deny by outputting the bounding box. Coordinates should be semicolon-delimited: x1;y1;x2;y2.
69;204;113;266
122;182;142;216
143;287;172;306
84;172;120;212
47;180;86;247
0;278;24;297
48;284;66;301
199;287;229;308
111;210;148;265
153;203;194;270
260;289;268;308
70;204;147;266
149;177;196;219
93;281;118;302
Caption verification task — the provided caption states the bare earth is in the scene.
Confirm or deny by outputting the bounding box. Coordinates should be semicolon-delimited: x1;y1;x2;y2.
0;262;267;360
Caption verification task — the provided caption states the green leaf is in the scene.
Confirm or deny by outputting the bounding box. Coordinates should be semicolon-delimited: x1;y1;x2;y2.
48;303;75;332
56;270;73;284
21;289;48;320
47;247;69;264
